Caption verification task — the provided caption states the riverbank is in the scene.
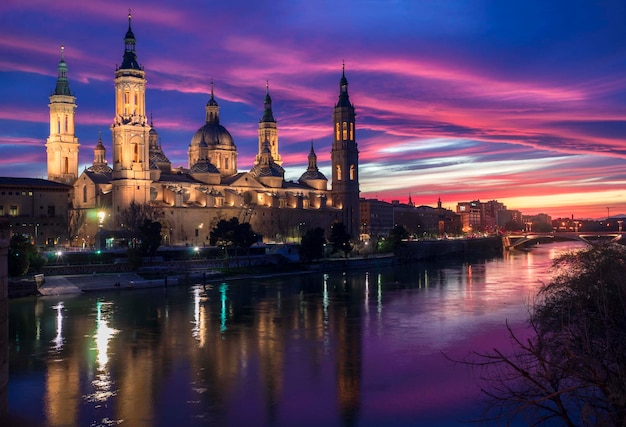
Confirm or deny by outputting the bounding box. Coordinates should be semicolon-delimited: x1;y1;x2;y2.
10;253;397;298
9;237;502;298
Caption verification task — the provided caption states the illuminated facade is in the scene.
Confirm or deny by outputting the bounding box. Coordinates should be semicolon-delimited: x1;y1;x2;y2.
46;47;79;185
53;14;361;246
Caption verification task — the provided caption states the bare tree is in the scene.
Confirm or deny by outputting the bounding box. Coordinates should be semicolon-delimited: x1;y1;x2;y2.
460;244;626;427
118;201;164;233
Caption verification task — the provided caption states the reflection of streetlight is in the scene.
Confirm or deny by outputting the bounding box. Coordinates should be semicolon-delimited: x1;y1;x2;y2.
34;223;39;246
619;220;623;233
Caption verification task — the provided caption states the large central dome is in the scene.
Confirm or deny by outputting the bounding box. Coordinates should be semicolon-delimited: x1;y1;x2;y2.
190;122;234;148
188;84;238;176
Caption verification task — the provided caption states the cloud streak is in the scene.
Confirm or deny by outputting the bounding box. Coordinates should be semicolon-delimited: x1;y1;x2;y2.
1;0;626;219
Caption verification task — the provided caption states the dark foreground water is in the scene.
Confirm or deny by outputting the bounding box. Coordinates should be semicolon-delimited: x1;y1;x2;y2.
8;242;584;427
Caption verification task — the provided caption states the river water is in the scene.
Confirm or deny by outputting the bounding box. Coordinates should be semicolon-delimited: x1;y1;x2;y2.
7;242;584;427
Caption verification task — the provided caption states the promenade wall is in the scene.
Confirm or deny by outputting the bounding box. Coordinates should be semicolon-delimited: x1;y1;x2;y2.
395;236;503;261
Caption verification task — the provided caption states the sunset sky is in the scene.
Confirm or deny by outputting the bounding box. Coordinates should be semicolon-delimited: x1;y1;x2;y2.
1;0;625;219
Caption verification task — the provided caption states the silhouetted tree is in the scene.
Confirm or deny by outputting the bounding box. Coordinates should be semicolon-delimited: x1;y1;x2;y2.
210;217;258;255
329;222;352;257
299;227;326;262
139;219;162;258
462;244;626;426
8;234;44;276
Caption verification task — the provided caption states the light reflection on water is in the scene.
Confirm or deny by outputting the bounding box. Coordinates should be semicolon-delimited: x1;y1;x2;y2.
8;242;585;427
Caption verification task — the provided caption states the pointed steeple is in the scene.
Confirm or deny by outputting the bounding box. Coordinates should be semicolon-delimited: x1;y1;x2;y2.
88;130;112;174
119;10;141;71
408;193;414;207
307;141;318;171
53;46;72;96
299;141;327;189
260;81;275;123
336;61;352;108
205;80;220;124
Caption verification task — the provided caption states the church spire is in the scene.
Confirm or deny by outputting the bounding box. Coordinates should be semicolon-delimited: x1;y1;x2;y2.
119;10;141;71
256;81;281;166
53;46;72;96
205;79;220;123
261;80;275;123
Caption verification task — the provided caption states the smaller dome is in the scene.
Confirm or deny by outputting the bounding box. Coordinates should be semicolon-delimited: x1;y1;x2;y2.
190;159;220;174
87;164;113;174
150;151;170;164
299;170;327;181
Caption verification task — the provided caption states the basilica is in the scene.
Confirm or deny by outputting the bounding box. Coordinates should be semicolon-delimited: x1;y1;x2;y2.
46;14;360;247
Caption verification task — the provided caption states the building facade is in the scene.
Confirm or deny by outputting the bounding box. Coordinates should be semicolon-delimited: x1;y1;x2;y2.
0;178;71;247
52;14;360;247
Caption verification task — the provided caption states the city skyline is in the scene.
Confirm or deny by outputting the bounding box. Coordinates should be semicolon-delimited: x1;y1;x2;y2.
1;1;625;219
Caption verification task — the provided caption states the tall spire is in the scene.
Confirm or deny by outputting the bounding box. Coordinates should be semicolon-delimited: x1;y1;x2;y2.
119;10;141;70
336;61;352;108
261;80;275;123
205;79;219;123
53;46;72;96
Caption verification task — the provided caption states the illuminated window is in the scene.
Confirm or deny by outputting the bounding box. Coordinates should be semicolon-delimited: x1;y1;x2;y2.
335;123;340;140
9;206;17;216
350;123;354;141
342;122;348;140
349;164;355;180
336;165;342;181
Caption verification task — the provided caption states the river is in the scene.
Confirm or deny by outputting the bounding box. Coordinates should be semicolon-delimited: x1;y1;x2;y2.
7;242;585;427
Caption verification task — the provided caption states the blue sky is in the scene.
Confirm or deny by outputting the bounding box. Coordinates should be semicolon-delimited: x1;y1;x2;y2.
1;0;626;218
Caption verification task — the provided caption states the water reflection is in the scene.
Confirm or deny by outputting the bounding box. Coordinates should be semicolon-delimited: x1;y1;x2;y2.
9;243;585;427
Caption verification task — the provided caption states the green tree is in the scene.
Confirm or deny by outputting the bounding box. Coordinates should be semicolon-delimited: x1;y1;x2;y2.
8;234;43;277
139;219;162;258
329;222;352;258
299;227;325;262
464;244;626;426
210;217;258;254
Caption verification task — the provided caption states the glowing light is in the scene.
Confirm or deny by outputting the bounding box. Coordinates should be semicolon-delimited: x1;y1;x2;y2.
51;302;64;351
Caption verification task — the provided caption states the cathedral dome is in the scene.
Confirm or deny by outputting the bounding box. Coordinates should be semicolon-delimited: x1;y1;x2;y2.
190;158;220;174
190;123;235;149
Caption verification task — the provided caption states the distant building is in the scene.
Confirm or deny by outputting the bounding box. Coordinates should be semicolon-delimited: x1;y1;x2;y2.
360;197;460;239
0;177;71;247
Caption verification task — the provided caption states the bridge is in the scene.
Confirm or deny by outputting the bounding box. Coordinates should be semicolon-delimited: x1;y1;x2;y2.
504;231;624;250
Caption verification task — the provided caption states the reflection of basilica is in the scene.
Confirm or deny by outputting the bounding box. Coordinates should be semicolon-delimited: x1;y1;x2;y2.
47;13;360;245
17;272;369;427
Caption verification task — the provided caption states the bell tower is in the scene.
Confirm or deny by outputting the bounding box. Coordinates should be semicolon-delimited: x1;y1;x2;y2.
331;64;360;238
46;46;79;184
110;12;152;224
256;81;281;166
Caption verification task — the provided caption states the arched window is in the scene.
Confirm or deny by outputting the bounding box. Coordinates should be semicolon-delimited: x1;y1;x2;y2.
133;143;139;162
64;115;68;133
350;123;354;141
57;117;61;134
349;164;355;180
342;122;348;140
63;157;69;174
336;165;342;181
335;123;340;140
82;185;87;203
